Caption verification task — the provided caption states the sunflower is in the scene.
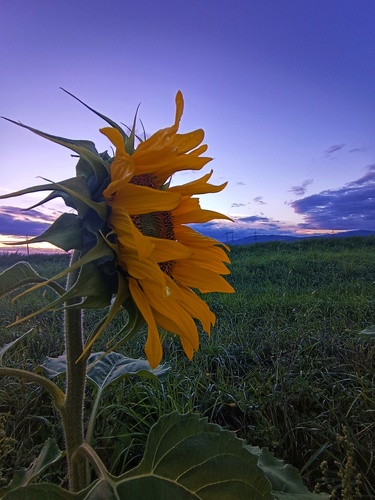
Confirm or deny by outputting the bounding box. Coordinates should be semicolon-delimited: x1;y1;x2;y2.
101;91;234;368
1;90;234;369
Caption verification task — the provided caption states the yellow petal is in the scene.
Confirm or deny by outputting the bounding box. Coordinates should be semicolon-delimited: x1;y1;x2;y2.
174;225;230;251
169;129;204;154
111;184;181;215
173;208;232;225
100;127;127;157
149;238;193;263
109;212;154;260
127;258;168;285
179;336;194;360
169;170;227;196
141;283;199;348
177;285;216;333
152;309;199;354
129;278;163;368
172;261;235;293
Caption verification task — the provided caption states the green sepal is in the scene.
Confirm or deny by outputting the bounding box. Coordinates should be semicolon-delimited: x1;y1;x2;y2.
9;237;115;326
1;117;108;179
104;297;145;352
15;213;83;252
0;177;96;218
124;103;141;155
78;273;130;361
63;261;115;309
60;88;129;142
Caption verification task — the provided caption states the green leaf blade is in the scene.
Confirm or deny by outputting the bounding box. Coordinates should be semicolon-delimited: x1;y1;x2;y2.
87;352;170;389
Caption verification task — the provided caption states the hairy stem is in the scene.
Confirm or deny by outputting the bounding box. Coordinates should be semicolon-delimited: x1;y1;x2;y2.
60;250;89;492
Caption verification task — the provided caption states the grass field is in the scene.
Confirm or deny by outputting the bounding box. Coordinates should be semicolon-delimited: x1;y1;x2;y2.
1;236;374;497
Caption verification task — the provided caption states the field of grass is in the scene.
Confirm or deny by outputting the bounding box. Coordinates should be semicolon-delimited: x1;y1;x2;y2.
1;236;374;497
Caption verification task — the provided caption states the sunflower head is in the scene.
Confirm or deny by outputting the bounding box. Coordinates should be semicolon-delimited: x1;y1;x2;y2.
0;91;234;368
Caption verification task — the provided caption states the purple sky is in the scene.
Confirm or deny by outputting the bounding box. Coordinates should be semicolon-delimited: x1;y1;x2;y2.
1;0;375;247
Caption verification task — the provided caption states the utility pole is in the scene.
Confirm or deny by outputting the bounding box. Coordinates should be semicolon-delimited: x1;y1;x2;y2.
224;230;234;243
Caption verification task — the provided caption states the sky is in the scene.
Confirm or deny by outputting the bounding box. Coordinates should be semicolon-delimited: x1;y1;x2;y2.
1;0;375;251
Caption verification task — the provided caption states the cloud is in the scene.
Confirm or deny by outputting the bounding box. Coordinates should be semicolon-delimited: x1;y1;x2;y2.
190;211;297;242
323;144;345;158
349;147;367;154
231;202;246;208
253;196;266;205
238;215;270;223
235;181;246;186
0;206;53;236
291;165;375;230
289;178;313;196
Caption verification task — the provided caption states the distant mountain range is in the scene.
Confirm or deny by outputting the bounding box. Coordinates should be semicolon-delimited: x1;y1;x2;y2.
228;230;375;246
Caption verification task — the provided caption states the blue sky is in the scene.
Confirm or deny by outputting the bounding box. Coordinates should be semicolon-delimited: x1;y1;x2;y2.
1;0;375;248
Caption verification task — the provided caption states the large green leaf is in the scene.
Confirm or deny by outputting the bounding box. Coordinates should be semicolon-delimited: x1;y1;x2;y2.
86;352;170;389
19;413;271;499
246;446;329;499
2;413;325;499
37;352;169;386
0;439;63;497
118;412;273;499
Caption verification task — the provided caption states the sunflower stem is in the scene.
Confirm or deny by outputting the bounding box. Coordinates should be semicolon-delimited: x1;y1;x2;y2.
60;250;89;492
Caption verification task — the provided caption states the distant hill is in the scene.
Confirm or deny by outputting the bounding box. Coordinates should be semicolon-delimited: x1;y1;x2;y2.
229;229;375;245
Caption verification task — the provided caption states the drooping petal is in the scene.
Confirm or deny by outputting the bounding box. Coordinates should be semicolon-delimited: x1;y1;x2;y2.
174;225;230;251
169;170;227;196
152;309;199;354
176;285;216;333
129;278;163;368
148;237;193;263
172;261;235;293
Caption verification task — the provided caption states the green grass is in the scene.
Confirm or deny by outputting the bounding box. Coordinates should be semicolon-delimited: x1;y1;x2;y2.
1;237;375;497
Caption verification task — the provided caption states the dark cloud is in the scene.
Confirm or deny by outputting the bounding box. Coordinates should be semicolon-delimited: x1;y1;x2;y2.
323;144;345;158
289;178;313;196
231;202;246;208
191;210;298;241
291;165;375;230
349;147;367;154
238;215;270;223
253;196;266;205
0;206;53;236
